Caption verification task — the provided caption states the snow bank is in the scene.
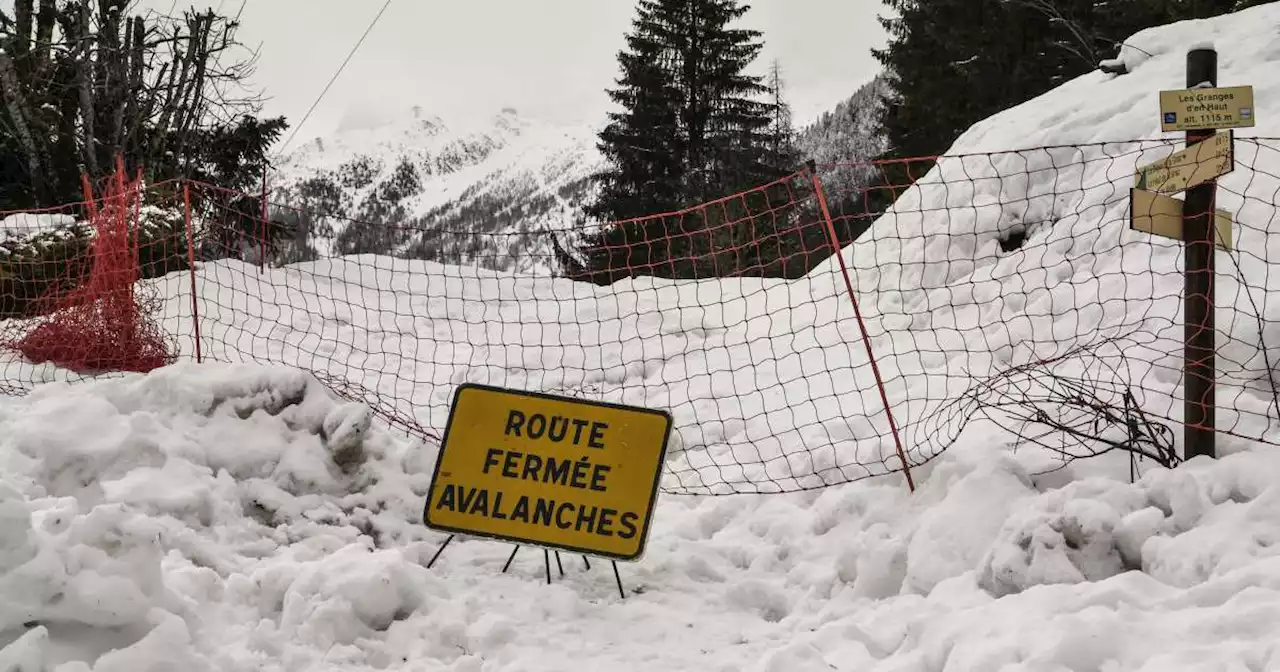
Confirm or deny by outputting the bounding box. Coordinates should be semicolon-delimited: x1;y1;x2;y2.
815;2;1280;471
0;363;447;670
1;364;1278;670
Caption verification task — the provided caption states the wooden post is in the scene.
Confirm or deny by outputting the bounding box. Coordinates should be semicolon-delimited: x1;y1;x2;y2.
1182;47;1217;460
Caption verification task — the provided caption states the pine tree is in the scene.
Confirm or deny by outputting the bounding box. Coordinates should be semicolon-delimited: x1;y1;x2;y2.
564;0;794;284
871;0;1270;169
858;0;1270;228
584;3;685;226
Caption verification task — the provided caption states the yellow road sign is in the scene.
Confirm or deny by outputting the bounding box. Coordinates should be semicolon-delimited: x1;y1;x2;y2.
1130;188;1232;251
1135;131;1233;195
423;383;673;561
1160;86;1255;132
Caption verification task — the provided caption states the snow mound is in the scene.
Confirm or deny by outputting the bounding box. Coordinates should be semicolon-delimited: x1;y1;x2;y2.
0;363;447;670
811;2;1280;469
979;450;1280;596
2;366;1278;670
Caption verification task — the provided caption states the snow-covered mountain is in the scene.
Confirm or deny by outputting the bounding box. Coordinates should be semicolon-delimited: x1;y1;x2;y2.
268;107;602;275
268;88;893;277
796;73;891;194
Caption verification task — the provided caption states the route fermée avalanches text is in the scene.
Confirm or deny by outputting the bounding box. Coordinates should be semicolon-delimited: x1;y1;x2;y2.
432;409;642;540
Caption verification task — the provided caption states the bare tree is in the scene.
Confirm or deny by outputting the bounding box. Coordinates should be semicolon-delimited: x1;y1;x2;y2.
0;0;285;209
765;59;796;165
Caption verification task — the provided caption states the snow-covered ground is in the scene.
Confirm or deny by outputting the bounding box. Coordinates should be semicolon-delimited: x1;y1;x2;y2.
269;107;601;272
2;364;1278;671
3;4;1280;671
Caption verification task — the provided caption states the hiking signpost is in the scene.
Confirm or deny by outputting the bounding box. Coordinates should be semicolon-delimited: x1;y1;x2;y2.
420;382;673;598
1158;85;1255;132
1130;46;1256;462
1129;188;1232;251
1134;129;1234;195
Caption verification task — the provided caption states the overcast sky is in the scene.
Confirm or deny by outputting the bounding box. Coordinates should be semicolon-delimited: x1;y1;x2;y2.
142;0;888;148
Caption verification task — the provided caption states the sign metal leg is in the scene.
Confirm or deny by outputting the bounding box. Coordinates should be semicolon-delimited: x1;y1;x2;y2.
612;561;626;600
501;545;520;573
426;534;454;569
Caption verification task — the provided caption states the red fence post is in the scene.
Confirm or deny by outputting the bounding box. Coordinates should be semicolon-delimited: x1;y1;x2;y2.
183;183;203;364
805;161;916;493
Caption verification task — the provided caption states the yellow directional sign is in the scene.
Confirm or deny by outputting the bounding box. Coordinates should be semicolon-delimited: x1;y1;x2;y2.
1160;86;1255;132
1134;130;1234;195
423;383;673;561
1130;188;1232;251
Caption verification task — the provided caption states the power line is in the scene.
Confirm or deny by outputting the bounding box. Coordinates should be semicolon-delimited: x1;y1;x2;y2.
277;0;394;155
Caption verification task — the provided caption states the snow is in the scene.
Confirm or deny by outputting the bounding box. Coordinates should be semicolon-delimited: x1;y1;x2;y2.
0;214;76;239
1;369;1278;670
812;3;1280;472
1098;57;1127;71
1;3;1280;671
270;106;602;269
0;213;82;255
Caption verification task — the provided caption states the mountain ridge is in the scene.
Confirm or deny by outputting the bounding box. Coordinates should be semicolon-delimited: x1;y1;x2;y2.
266;81;889;275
